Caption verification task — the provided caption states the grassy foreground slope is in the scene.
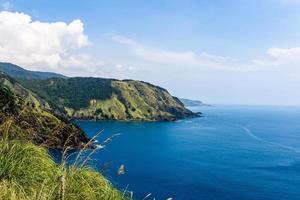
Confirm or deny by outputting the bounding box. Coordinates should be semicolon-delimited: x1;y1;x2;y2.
0;140;125;200
0;73;127;200
20;77;195;121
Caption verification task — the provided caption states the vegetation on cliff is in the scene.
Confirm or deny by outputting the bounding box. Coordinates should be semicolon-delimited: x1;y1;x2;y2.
0;73;88;148
0;62;195;121
0;63;194;121
20;77;195;121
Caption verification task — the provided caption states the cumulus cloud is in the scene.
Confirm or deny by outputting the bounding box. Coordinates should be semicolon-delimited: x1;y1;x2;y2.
0;11;90;72
112;35;236;69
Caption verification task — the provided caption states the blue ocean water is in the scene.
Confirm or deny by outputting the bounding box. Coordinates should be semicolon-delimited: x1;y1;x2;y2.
74;105;300;200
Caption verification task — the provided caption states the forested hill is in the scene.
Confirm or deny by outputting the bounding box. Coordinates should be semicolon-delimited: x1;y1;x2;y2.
20;77;196;121
0;62;196;121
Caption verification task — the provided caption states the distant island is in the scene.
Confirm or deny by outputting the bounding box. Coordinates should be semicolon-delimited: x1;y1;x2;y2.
180;98;210;107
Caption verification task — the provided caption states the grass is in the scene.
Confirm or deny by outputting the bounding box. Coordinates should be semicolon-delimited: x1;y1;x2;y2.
0;140;128;200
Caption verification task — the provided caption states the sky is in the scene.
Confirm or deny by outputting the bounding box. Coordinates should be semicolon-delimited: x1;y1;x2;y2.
0;0;300;105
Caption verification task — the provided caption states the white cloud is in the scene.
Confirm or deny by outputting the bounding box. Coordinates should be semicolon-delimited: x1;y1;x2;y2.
112;35;236;69
1;10;299;80
112;35;198;65
1;1;12;11
253;47;300;66
112;35;300;73
0;11;90;72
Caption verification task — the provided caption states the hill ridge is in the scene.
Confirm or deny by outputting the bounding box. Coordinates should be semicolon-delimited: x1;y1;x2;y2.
0;62;197;121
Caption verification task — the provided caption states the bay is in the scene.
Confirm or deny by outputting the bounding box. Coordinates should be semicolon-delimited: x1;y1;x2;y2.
74;105;300;200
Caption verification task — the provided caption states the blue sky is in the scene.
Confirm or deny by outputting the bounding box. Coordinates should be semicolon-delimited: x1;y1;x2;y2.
1;0;300;105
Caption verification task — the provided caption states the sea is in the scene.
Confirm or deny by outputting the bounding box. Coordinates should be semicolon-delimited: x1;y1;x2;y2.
72;105;300;200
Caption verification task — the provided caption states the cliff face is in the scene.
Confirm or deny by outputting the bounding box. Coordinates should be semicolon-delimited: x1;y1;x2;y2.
0;73;89;149
20;77;196;121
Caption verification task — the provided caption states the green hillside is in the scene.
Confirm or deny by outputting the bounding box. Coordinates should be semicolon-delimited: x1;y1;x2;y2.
0;73;88;148
0;62;196;121
20;77;196;121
